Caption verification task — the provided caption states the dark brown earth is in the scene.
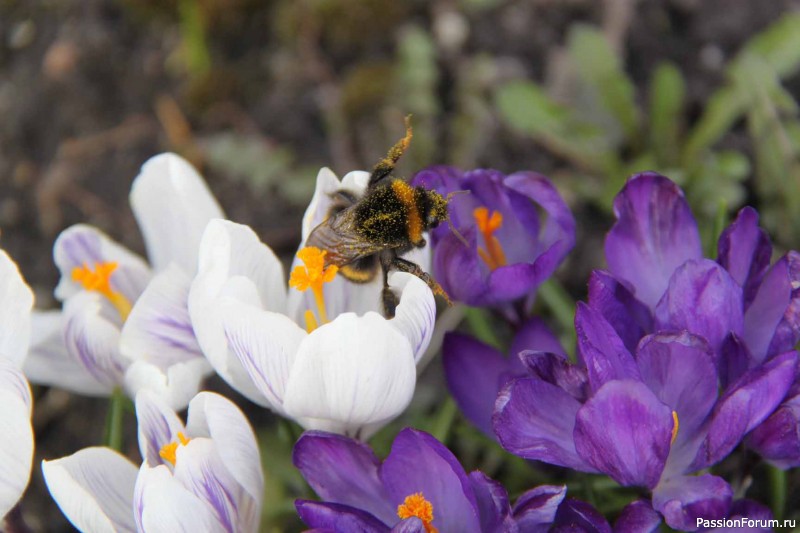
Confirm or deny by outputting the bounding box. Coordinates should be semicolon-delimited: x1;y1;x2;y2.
1;0;798;530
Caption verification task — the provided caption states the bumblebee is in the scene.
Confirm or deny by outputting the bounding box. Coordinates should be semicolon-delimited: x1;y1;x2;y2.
306;118;452;317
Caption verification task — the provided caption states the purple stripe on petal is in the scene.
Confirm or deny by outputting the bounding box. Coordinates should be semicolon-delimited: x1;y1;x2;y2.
605;173;702;310
380;429;481;533
518;351;589;402
743;257;792;364
293;431;395;525
135;390;186;467
588;270;653;353
717;207;771;307
575;303;640;391
613;500;660;533
654;259;744;357
746;391;800;469
468;471;511;532
653;474;731;531
511;485;566;531
443;333;514;437
295;500;389;533
691;350;797;470
574;380;672;488
494;377;593;471
552;498;611;533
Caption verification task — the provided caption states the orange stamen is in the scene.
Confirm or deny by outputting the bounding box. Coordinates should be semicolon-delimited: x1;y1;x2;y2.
397;493;438;533
472;207;507;270
671;411;680;445
158;432;191;466
71;262;132;321
289;247;338;331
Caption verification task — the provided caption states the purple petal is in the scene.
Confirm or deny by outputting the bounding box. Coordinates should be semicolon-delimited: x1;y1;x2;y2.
587;271;653;353
613;500;660;533
652;474;732;531
768;251;800;355
510;318;567;360
551;498;611;533
654;259;743;356
636;332;717;447
575;303;640;391
518;351;589;402
468;471;511;533
691;350;797;470
511;485;566;532
380;429;481;533
708;499;774;532
718;334;753;389
443;333;515;437
494;377;593;471
431;226;490;306
746;391;800;468
390;518;426;533
605;173;702;310
295;500;389;532
574;380;673;488
503;171;576;281
743;257;792;364
717;207;772;307
293;431;395;525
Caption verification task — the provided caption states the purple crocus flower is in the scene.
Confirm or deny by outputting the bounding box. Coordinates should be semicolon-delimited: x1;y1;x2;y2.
293;428;611;532
411;167;575;308
443;318;566;437
494;304;796;530
593;173;800;467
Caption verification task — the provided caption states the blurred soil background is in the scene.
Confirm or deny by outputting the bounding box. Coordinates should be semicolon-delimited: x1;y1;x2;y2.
1;0;800;530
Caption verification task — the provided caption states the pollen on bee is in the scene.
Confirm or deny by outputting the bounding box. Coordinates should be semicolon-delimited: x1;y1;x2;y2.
72;261;133;321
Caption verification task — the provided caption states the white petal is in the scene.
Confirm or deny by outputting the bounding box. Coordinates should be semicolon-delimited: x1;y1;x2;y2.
124;359;210;413
135;463;225;533
53;224;151;303
219;299;304;413
120;264;204;368
130;153;225;274
62;293;126;388
185;392;263;504
0;250;33;367
189;220;287;405
24;310;113;397
300;167;343;243
173;438;259;533
134;389;187;467
283;313;416;437
387;272;436;363
0;363;32;519
42;447;138;533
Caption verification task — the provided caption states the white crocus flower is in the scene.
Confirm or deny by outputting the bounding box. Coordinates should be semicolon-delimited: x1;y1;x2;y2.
42;390;262;533
189;168;436;439
0;249;34;521
24;153;223;409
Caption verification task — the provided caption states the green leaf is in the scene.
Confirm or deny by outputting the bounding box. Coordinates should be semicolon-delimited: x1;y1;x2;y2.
568;25;640;146
648;63;685;166
682;85;748;166
495;80;618;174
735;12;800;78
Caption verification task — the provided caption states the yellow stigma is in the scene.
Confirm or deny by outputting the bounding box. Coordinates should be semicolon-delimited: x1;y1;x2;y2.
472;207;507;271
671;411;679;445
71;262;133;321
397;493;438;533
158;432;191;466
289;247;338;332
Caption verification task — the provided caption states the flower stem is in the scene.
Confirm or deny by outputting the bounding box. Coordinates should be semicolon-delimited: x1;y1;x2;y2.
769;464;786;520
537;279;577;361
104;387;125;451
464;307;503;349
430;397;458;444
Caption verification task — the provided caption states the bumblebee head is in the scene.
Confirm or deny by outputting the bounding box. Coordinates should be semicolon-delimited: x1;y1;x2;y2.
420;189;450;229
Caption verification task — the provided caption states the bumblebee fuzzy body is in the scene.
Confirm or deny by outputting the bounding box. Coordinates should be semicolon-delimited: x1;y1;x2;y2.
305;119;451;315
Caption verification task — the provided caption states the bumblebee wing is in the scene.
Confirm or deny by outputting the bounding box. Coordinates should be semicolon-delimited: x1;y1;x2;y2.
306;209;385;266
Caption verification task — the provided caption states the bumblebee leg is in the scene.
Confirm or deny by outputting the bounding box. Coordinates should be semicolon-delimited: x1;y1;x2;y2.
380;253;400;318
390;257;452;306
